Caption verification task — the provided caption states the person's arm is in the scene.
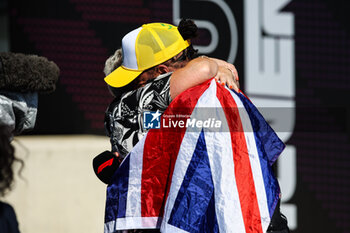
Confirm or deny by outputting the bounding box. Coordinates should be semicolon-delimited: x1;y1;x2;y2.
170;56;217;99
170;56;239;99
209;57;240;90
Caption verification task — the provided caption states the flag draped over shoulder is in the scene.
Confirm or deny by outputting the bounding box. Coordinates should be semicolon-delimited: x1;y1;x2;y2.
104;79;285;233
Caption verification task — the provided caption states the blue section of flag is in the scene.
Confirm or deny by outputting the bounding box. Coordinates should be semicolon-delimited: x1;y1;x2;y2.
238;93;284;217
105;155;130;222
237;93;285;165
168;130;219;233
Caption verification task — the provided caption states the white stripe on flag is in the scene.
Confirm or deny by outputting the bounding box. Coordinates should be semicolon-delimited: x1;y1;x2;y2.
204;129;246;233
105;216;159;231
160;222;189;233
126;134;147;218
204;87;246;232
160;129;201;231
105;135;159;231
161;80;216;231
229;90;271;231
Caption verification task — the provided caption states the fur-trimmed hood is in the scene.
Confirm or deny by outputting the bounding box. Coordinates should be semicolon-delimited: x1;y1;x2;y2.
0;52;59;93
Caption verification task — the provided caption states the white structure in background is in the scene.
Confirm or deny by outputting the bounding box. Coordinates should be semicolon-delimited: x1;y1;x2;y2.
174;0;297;230
173;0;239;63
244;0;296;230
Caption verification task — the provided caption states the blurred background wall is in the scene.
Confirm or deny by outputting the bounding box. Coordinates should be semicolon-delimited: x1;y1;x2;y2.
6;136;108;233
1;0;350;232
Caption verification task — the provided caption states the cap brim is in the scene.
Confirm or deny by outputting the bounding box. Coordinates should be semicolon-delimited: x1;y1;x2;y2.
104;66;143;88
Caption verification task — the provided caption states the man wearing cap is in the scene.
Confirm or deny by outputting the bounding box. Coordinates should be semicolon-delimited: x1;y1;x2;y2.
92;18;240;233
94;19;290;233
102;19;239;160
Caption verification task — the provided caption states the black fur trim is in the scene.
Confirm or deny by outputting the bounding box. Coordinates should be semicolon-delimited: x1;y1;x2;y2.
0;52;59;93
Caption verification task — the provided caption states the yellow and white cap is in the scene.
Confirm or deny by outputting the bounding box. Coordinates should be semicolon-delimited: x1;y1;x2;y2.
104;23;191;87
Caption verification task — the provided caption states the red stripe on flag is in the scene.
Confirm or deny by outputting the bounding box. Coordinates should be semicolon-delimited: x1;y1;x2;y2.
140;79;213;217
216;85;263;233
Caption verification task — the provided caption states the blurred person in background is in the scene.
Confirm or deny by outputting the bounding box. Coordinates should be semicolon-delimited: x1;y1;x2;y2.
0;52;59;232
0;125;21;233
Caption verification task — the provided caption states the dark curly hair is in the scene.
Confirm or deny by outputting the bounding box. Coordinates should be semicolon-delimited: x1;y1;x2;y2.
0;125;23;197
178;18;199;60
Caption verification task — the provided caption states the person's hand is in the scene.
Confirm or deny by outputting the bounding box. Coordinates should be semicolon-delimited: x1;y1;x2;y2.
208;57;240;91
113;151;124;164
214;66;239;92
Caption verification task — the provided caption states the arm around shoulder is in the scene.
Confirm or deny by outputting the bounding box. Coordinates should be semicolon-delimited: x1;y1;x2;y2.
169;56;218;99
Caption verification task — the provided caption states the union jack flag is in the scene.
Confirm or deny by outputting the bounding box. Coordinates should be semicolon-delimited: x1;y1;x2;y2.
104;79;285;233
